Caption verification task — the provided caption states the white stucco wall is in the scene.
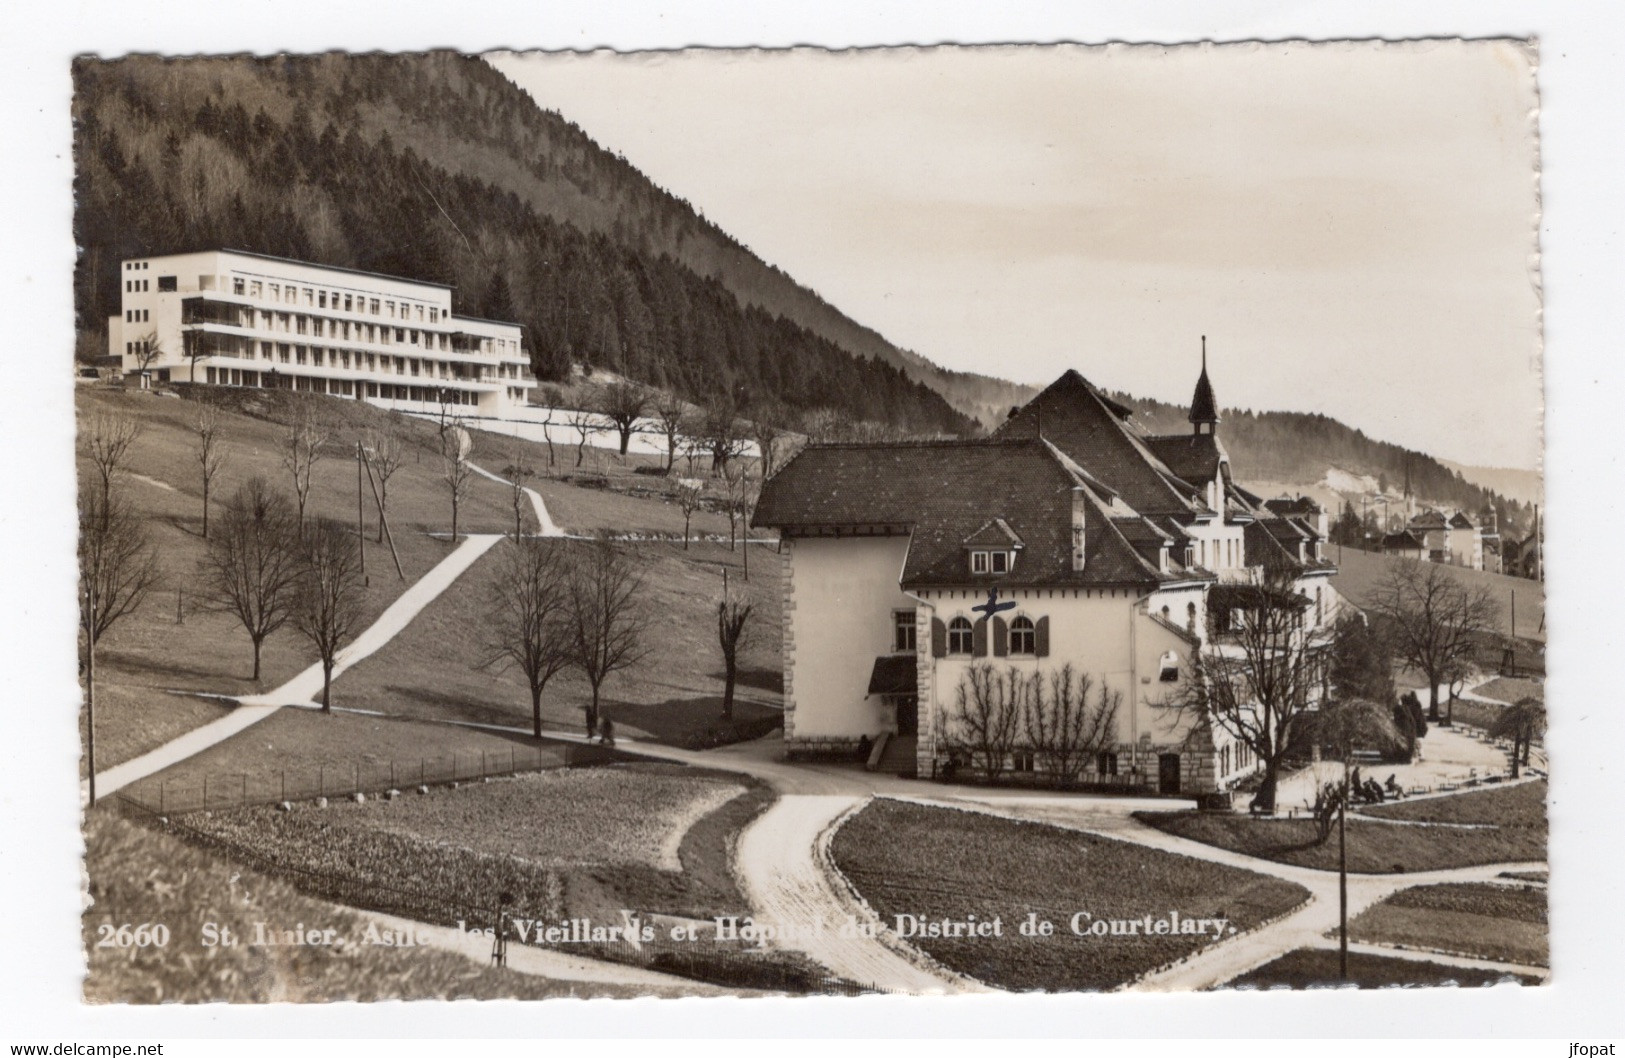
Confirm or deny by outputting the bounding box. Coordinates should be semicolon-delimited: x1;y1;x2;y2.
783;534;916;741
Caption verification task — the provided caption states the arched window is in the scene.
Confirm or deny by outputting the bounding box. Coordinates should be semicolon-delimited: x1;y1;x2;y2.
1161;605;1171;621
1009;615;1036;655
947;616;974;655
1187;601;1197;633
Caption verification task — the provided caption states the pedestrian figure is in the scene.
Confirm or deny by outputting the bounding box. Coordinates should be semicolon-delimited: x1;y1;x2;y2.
598;715;615;747
584;708;595;741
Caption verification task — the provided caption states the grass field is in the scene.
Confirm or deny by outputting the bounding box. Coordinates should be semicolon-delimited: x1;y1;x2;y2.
1348;881;1548;967
82;807;684;1002
328;536;784;745
117;706;572;807
1140;781;1547;873
78;383;776;772
829;799;1310;992
1473;676;1545;704
1226;948;1541;990
1360;780;1547;827
77;385;532;771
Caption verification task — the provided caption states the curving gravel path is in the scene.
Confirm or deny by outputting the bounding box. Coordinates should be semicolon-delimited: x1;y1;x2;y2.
89;533;503;800
732;794;990;994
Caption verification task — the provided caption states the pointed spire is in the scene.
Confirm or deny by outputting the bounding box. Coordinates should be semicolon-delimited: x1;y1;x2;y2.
1188;335;1219;433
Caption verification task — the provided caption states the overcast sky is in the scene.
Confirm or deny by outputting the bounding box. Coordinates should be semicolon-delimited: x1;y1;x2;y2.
489;41;1543;471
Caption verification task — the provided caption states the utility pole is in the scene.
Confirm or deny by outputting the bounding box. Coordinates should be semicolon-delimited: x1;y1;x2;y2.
355;442;367;584
1339;765;1348;980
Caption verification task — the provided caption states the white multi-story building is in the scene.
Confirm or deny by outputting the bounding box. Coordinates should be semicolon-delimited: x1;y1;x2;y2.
108;250;536;417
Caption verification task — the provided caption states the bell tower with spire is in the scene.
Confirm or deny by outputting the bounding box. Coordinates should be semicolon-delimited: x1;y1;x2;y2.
1189;335;1219;436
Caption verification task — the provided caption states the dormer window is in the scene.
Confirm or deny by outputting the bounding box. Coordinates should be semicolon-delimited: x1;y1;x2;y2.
970;550;1013;574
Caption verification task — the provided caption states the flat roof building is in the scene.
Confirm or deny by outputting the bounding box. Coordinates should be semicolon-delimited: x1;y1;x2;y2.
108;250;536;418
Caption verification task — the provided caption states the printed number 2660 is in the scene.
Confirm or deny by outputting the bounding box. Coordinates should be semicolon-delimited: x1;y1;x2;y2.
96;923;170;948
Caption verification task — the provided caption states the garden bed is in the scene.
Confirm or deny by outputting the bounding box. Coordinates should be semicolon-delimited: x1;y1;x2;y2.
1139;781;1547;873
148;762;844;993
829;799;1310;992
82;808;685;1002
1226;948;1541;989
1348;882;1548;967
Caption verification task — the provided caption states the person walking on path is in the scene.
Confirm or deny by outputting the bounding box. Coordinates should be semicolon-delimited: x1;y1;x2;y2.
598;715;616;747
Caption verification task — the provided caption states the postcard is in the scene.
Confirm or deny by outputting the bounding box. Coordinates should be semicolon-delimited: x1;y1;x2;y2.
72;40;1547;1003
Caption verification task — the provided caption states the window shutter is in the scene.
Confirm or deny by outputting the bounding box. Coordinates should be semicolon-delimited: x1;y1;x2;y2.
1035;616;1050;658
972;618;988;658
931;617;947;659
993;616;1009;657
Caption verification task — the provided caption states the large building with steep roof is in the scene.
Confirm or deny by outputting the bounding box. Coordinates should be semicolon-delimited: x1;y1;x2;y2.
754;356;1342;797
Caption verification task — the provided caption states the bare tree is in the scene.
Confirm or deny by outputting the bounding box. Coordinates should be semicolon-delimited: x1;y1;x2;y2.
598;379;649;458
83;411;143;510
292;517;367;712
567;408;598;469
676;479;704;550
194;403;229;539
750;409;784;478
1024;664;1120;788
78;480;159;805
1365;560;1499;722
1489;697;1546;778
716;571;754;721
1173;565;1327;813
362;427;402;544
204;477;301;681
484;539;574;738
939;664;1029;783
282;407;330;533
79;482;159;651
441;424;474;540
536;407;558;472
800;407;849;444
654;397;687;473
503;455;535;541
722;466;760;577
566;537;649;732
698;399;746;476
721;464;750;551
129;330;164;379
182;329;210;384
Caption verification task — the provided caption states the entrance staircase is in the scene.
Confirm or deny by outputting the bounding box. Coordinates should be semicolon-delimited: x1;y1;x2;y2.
866;733;918;778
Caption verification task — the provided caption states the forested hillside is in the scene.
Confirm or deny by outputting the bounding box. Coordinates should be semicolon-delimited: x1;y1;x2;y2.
1111;391;1537;533
72;52;974;435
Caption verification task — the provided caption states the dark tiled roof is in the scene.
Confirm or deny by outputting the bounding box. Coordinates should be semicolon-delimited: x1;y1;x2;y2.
992;370;1196;515
867;655;918;696
1409;510;1449;529
1383;530;1427;551
963;518;1024;548
1189;361;1219;424
1449;512;1476;529
1264;496;1321;517
753;438;1169;589
1144;433;1227;488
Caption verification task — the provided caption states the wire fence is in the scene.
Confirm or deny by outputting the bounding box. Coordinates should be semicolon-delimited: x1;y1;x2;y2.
115;741;629;816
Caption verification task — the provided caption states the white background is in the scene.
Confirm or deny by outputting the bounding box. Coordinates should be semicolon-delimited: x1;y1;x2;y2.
0;0;1618;1042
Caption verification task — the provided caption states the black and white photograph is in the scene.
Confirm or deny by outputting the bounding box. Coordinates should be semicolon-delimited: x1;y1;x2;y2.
61;39;1557;1005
